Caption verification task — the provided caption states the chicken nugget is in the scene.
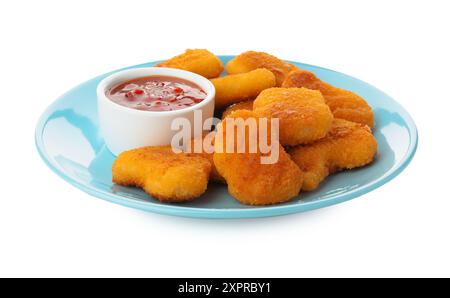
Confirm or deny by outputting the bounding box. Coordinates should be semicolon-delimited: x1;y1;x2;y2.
214;110;303;205
211;68;275;109
226;51;298;86
288;119;377;191
157;49;224;79
112;146;211;202
221;100;254;119
186;136;225;183
253;87;333;146
282;69;374;127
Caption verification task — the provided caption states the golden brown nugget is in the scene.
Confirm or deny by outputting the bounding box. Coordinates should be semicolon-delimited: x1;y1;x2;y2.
157;49;224;79
226;51;298;86
288;119;377;191
253;87;333;146
186;136;225;183
282;69;375;127
211;68;275;109
112;146;211;202
221;100;254;119
214;110;303;205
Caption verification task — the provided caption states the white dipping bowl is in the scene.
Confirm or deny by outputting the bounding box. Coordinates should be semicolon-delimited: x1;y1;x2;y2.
97;67;215;155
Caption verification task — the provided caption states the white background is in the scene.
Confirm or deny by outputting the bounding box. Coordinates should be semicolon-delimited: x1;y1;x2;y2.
1;0;449;277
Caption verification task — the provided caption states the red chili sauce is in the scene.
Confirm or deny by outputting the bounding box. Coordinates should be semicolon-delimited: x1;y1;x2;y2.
107;76;207;111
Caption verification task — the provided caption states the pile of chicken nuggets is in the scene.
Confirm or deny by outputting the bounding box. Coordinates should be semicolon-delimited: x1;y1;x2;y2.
112;49;378;205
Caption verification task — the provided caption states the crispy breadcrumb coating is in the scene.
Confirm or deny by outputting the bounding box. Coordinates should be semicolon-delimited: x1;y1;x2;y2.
253;87;333;146
211;68;276;109
157;49;224;79
282;69;374;127
214;110;303;205
288;119;377;191
186;136;225;183
221;100;254;119
112;146;211;202
226;51;297;86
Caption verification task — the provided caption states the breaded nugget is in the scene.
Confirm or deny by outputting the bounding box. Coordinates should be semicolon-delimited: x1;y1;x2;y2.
186;136;225;183
157;49;224;79
211;68;276;109
288;119;377;191
112;146;211;202
226;51;298;86
214;110;303;205
221;100;254;119
253;87;333;146
282;69;374;127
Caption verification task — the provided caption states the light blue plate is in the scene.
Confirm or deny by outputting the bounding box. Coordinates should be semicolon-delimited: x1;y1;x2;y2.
35;56;418;218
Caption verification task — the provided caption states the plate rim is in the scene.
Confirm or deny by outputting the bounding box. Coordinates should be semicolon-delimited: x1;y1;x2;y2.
35;56;419;219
